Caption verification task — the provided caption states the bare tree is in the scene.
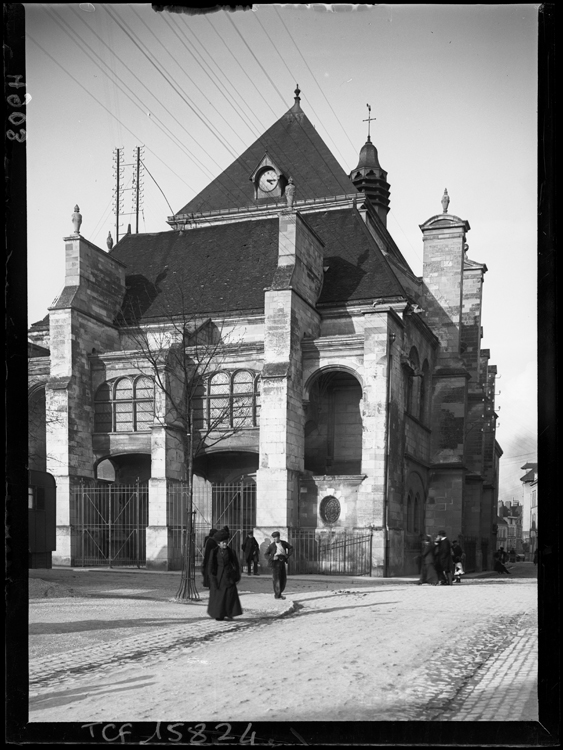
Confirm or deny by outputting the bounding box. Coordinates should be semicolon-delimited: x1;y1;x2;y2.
119;273;252;600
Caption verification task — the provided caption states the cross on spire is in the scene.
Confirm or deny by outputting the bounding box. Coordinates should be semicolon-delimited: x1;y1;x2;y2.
363;104;376;140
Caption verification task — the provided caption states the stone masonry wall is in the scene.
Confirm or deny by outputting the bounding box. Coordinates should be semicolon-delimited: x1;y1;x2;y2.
47;236;126;565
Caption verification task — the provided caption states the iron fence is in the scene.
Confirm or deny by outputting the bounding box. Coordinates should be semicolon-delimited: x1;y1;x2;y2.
288;528;372;576
71;480;148;567
167;480;256;570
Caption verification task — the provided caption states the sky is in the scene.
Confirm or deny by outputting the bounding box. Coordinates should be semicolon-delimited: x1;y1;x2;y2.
21;3;539;503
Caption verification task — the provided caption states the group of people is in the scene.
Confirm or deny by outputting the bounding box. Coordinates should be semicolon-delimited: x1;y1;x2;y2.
418;530;465;586
201;528;294;621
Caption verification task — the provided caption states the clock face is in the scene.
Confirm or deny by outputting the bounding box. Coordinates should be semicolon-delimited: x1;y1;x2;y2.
258;168;279;192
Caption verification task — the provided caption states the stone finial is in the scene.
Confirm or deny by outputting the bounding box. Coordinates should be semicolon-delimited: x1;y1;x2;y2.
107;231;114;250
285;177;296;208
441;188;450;214
71;205;82;234
294;84;301;102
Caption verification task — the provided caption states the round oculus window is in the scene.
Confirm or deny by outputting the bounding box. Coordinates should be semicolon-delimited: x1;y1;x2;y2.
320;495;341;524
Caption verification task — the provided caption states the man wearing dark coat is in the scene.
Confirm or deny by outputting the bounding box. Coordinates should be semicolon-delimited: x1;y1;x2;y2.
207;530;243;621
241;531;260;576
201;528;217;588
434;530;453;585
265;531;293;600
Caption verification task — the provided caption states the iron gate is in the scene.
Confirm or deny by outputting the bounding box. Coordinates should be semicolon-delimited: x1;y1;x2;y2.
72;480;148;567
167;479;256;570
288;528;372;575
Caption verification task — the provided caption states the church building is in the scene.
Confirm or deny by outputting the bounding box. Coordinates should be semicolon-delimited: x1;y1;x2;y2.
28;89;502;575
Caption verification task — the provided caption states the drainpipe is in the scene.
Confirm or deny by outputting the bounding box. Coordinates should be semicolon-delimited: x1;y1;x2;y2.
382;331;395;577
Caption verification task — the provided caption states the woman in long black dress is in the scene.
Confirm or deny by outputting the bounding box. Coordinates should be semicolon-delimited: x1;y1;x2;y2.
201;528;217;588
207;530;243;621
418;534;439;585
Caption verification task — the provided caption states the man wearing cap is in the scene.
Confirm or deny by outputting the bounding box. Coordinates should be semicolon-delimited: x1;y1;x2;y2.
265;531;293;600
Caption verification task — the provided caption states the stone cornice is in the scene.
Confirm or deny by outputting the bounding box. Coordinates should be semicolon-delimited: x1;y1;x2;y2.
302;335;365;353
168;194;359;229
304;474;367;485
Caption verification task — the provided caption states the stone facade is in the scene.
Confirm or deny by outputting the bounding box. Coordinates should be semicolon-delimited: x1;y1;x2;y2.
28;97;501;575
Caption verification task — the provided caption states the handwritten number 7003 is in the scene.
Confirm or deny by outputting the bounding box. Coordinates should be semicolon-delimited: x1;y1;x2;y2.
7;75;27;142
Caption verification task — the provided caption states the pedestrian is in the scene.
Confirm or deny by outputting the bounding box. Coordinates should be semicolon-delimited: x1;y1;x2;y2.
493;548;511;575
498;546;507;564
265;531;293;600
434;530;453;585
452;538;465;583
241;531;260;576
417;534;439;585
207;530;243;621
509;547;516;563
201;527;218;588
533;548;538;565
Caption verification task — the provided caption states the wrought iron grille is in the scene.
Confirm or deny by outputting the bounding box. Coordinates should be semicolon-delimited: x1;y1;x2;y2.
288;528;372;576
167;480;256;570
72;480;148;567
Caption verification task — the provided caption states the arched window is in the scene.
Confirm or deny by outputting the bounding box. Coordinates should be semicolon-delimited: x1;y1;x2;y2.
205;371;260;430
94;376;154;433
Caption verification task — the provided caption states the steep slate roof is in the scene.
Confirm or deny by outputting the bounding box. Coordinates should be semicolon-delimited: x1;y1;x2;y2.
110;207;407;322
110;219;279;322
175;102;358;216
110;98;408;322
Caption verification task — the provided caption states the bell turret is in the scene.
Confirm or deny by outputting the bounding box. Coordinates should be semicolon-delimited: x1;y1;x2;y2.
350;105;391;226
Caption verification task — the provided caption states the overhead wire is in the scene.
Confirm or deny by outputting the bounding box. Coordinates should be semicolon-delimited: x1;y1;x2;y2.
66;4;220;184
98;5;364;227
253;10;350;166
35;7;426;289
26;33;197;201
104;6;247;173
273;6;358;156
155;10;267;143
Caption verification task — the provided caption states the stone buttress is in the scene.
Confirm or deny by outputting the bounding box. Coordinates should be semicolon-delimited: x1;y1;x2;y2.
255;210;323;549
46;234;126;565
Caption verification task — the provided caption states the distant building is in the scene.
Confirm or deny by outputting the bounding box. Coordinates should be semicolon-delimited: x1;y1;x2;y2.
520;462;538;557
498;501;523;555
28;90;502;575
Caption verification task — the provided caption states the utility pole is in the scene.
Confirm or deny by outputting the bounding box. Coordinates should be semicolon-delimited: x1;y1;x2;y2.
112;146;144;243
112;147;124;244
131;146;145;234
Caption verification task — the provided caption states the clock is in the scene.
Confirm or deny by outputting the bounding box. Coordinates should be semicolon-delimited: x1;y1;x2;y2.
258;168;279;192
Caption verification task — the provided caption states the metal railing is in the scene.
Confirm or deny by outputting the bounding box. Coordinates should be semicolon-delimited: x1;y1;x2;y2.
72;480;148;567
288;528;372;576
167;480;256;570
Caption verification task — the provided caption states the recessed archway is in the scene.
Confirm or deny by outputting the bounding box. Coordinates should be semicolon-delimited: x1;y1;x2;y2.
304;370;363;475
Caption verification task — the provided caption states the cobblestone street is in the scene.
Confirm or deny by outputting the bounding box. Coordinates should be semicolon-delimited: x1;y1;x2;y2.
25;564;539;728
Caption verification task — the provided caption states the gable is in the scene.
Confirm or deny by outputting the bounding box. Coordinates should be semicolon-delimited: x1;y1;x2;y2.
175;107;358;217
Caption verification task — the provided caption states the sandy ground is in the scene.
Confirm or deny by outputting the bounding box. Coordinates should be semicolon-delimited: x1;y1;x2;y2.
28;573;537;724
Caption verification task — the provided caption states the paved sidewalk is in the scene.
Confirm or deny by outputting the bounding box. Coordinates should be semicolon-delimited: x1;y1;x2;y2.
439;613;538;721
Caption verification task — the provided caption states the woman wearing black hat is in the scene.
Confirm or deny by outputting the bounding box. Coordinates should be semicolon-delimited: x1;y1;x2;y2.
207;530;243;621
201;528;218;588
